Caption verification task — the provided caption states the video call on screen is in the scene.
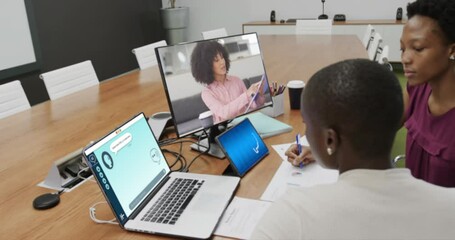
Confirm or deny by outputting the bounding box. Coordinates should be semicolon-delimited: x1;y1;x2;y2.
156;33;273;137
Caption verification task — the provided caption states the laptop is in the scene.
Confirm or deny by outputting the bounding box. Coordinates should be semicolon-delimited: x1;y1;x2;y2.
82;113;240;239
216;118;269;176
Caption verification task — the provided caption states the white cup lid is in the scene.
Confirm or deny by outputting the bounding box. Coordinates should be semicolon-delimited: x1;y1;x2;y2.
287;80;305;88
199;111;213;120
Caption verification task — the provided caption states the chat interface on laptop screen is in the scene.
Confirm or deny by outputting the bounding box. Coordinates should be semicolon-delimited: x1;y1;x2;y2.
217;118;268;176
155;33;273;138
84;114;170;224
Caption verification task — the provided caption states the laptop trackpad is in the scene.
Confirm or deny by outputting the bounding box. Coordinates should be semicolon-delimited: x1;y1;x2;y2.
192;193;225;212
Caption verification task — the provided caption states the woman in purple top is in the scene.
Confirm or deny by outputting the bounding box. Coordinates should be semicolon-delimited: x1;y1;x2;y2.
401;0;455;187
191;41;265;123
286;0;455;187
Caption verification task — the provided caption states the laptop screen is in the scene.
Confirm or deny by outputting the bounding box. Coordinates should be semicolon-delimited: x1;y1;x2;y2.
216;118;269;176
83;113;170;224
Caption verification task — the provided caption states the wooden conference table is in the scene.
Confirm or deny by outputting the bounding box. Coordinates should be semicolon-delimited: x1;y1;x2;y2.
0;35;367;239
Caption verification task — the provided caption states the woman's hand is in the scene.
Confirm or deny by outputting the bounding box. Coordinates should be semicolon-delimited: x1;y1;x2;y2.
285;144;315;167
246;82;261;97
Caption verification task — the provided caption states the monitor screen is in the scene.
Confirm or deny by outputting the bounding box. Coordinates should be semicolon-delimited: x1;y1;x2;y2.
155;33;273;138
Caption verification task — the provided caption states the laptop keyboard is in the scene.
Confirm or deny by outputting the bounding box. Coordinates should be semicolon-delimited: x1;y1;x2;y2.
141;178;205;225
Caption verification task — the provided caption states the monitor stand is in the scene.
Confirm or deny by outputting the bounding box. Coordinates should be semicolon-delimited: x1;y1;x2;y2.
222;164;236;176
190;124;227;159
147;112;173;140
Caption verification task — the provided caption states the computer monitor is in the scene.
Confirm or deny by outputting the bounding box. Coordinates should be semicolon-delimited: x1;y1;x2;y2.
155;33;272;158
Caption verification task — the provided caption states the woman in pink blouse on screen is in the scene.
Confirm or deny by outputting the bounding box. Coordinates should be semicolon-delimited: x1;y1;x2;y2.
191;41;265;123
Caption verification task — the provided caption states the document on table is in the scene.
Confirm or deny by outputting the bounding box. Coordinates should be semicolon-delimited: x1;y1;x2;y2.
231;112;292;138
214;197;271;239
271;135;310;160
262;137;338;202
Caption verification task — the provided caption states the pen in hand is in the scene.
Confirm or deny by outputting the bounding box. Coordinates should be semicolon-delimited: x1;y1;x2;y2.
296;134;304;168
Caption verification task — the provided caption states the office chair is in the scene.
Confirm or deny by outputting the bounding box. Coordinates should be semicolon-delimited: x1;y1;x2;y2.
378;45;393;71
393;155;406;168
0;80;31;119
362;24;375;50
201;28;228;40
132;40;167;70
40;60;99;100
367;32;383;61
295;19;332;35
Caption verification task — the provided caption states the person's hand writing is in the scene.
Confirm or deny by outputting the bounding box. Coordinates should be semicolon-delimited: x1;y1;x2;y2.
285;144;315;167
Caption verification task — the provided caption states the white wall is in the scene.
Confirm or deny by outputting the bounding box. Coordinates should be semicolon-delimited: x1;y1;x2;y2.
0;0;36;71
163;0;410;42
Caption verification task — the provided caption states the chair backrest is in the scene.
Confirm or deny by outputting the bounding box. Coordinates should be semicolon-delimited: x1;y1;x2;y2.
0;80;31;119
393;154;406;167
378;45;393;71
378;45;389;64
201;28;228;40
367;32;383;61
362;24;375;49
132;40;167;70
295;19;332;35
40;60;99;100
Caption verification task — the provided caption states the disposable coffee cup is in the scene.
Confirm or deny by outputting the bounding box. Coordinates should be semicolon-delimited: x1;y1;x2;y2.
287;80;305;110
199;111;214;128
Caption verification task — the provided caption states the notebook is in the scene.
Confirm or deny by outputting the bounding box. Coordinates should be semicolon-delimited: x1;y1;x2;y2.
216;118;269;177
244;74;268;114
82;113;239;239
231;112;292;138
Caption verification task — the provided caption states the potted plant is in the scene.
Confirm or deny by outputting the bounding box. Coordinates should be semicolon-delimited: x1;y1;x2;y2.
160;0;189;44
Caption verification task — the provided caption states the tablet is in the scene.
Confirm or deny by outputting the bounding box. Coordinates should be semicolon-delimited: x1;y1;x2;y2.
244;74;268;114
215;118;269;176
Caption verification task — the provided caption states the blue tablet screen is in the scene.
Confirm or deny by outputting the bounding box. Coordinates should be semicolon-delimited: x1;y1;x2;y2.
216;118;269;176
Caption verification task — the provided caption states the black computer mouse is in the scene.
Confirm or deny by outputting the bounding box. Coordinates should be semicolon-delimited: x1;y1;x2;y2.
151;111;172;120
33;193;60;210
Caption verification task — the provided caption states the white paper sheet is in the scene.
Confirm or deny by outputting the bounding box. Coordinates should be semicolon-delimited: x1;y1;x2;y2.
271;136;309;161
214;197;272;239
262;138;338;202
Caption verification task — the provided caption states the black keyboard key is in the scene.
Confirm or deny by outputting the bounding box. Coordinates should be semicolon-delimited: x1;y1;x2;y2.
180;192;195;210
140;178;204;225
